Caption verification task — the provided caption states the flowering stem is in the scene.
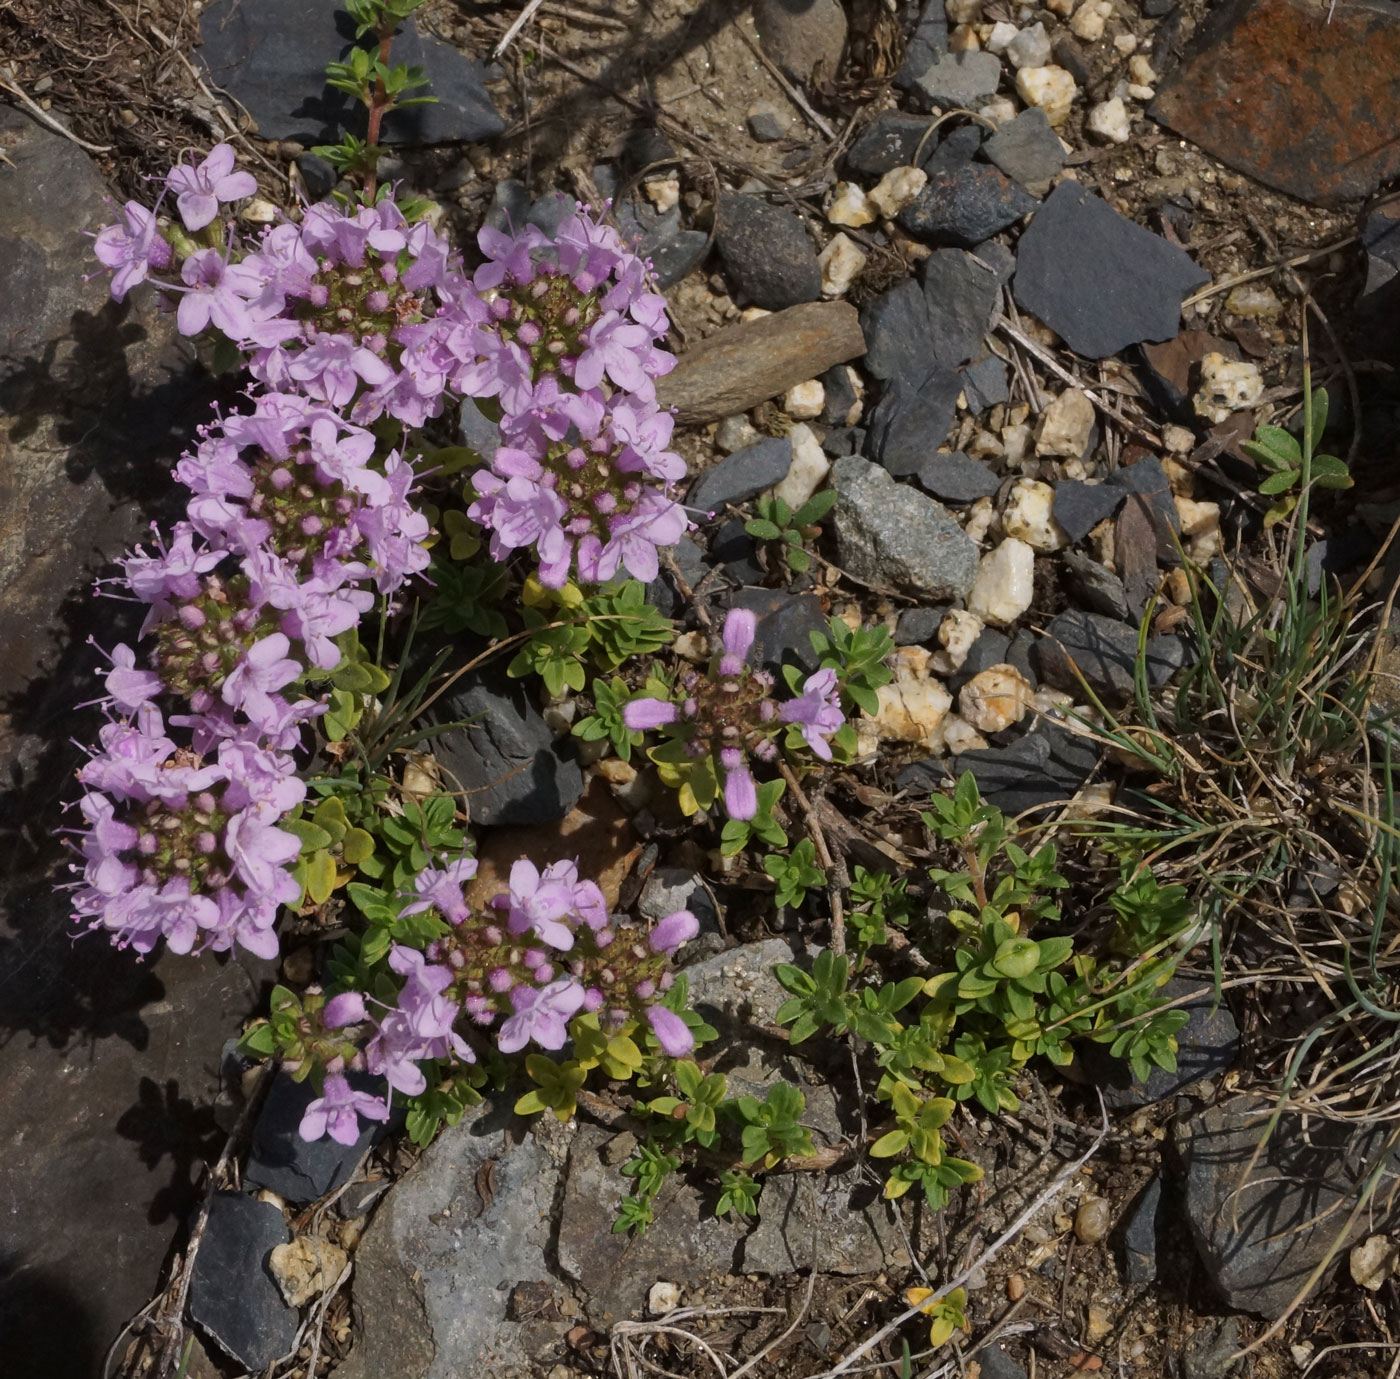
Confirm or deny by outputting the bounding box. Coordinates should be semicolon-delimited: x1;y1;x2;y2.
777;761;847;956
362;21;397;199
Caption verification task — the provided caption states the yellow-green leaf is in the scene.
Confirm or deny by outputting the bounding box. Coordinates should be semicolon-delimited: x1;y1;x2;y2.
870;1129;909;1158
303;850;338;906
341;828;375;865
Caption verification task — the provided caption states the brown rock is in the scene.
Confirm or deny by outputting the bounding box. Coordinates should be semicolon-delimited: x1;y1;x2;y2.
656;301;865;425
1151;0;1400;205
464;774;641;912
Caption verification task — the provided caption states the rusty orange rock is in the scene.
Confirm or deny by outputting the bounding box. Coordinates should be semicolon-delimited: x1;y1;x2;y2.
1151;0;1400;205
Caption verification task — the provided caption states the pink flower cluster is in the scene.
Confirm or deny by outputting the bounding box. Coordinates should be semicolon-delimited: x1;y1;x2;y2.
70;392;431;957
71;705;304;959
446;214;690;586
298;855;701;1139
623;609;846;821
92;148;690;589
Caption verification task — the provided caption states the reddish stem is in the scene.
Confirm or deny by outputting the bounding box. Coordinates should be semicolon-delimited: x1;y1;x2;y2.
363;23;396;199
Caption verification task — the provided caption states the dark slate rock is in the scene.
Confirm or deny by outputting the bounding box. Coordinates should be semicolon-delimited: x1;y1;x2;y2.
295;151;337;200
747;105;789;143
919;123;985;176
527;192;577;238
972;236;1017;286
820;362;860;424
485;178;530;233
1061;549;1131;621
198;0;504;145
245;1072;395;1204
1120;1174;1162;1284
1085;976;1239;1108
1036;611;1185;697
715;194;821;310
1142;0;1174;14
459;397;501;462
912;451;999;504
898;165;1036;249
1051;33;1094;89
621;126;677;179
846;112;937;177
976;1347;1030;1379
189;1193;297;1371
710;519;766;584
859;280;934;386
893;1;950;91
1105;456;1180;543
895;606;947;645
961;352;1010;411
1053;478;1125;543
1176;1096;1400;1318
727;588;826;673
898;721;1098;814
1183;1317;1242;1379
866;371;963;477
647;230;711;289
689;436;792;516
981;107;1067;189
429;669;584;826
1362;204;1400;298
822;425;866;458
1006;629;1039;687
1013;183;1211;359
645;534;707;615
948;626;1035;694
948;628;1010;693
920;248;1002;368
909;50;1002;111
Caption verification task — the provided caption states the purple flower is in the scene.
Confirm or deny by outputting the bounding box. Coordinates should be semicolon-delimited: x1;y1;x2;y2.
719;608;756;676
723;761;758;821
224;810;302;904
220;633;303;725
176;249;262;339
574;312;653;395
104;644;164;713
165;144;258;231
623;697;679;731
648;909;699;955
646;1004;694;1057
503;858;577;951
779;668;844;762
402;858;479;926
497;978;587;1054
93;201;172;301
323;992;368;1027
287;335;394;408
298;1073;390;1146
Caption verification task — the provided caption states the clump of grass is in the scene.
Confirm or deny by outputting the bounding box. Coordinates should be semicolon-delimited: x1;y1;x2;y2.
1069;357;1400;1128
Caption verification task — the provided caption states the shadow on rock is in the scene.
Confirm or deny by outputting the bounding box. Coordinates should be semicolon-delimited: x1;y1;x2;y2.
0;1255;101;1379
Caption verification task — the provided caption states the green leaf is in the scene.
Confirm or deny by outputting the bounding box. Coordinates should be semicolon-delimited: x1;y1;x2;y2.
746;519;783;541
285;819;335;852
1258;468;1300;495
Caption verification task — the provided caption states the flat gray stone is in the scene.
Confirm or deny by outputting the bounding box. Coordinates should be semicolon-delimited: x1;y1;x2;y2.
1013;183;1210;359
558;1122;745;1326
831;456;979;600
1120;1174;1161;1284
1176;1096;1400;1317
338;1105;564;1379
1035;610;1186;697
899;165;1037;249
867;370;964;478
1052;479;1124;544
0;108;206;819
430;668;584;826
913;451;1000;504
689;436;792;516
859;280;936;388
910;50;1002;109
981;107;1067;189
198;0;504;145
741;1171;907;1275
753;0;847;83
189;1193;297;1372
919;248;1003;368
